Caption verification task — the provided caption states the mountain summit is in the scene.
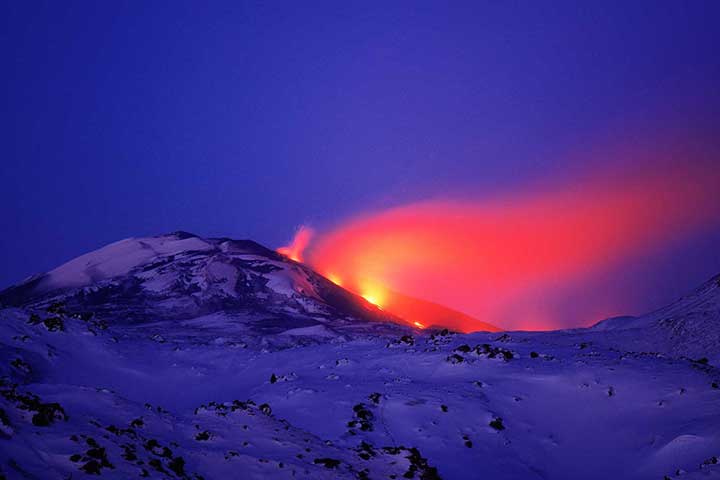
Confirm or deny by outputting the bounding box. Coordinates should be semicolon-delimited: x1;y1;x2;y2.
0;231;501;335
0;232;415;342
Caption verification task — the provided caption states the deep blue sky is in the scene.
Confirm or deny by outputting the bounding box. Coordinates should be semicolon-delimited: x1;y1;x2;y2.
2;1;720;319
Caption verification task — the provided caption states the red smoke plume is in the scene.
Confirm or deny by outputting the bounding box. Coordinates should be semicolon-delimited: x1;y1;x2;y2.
277;226;314;262
280;159;720;332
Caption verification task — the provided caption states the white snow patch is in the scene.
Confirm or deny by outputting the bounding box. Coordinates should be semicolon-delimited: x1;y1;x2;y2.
280;325;337;337
41;235;212;291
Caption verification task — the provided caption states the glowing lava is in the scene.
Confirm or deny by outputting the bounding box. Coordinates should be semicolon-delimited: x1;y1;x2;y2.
325;273;343;286
277;226;313;262
362;294;381;307
280;156;720;332
359;281;386;309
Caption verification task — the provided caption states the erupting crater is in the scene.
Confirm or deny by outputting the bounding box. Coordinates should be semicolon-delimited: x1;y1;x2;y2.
278;158;720;332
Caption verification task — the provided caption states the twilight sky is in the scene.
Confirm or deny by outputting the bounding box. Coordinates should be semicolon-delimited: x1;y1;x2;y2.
2;1;720;328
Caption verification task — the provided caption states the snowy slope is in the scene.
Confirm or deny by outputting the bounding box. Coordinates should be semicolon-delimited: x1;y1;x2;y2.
0;233;719;480
1;305;719;480
592;273;720;364
0;232;410;341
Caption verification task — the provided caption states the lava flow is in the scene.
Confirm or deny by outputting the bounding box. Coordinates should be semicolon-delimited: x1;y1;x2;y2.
278;158;720;332
276;226;314;262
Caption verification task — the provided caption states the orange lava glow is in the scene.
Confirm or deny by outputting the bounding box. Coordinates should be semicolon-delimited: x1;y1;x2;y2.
362;294;382;307
283;157;720;332
325;273;343;286
360;281;386;309
277;226;314;262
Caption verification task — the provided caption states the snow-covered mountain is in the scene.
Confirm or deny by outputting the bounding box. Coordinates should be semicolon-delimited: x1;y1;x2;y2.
0;233;719;480
0;232;411;344
591;273;720;364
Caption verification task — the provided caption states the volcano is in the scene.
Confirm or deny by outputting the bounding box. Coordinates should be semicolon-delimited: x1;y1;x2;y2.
373;289;501;333
0;231;500;335
0;232;413;338
0;232;719;480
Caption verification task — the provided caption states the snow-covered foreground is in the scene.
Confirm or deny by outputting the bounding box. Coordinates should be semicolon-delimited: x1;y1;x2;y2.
2;307;719;480
1;233;719;479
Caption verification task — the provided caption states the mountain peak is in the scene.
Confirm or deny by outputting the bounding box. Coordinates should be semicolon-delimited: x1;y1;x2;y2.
0;232;412;340
167;230;199;239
